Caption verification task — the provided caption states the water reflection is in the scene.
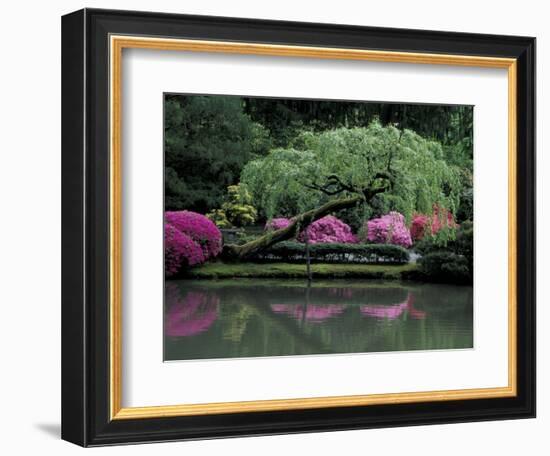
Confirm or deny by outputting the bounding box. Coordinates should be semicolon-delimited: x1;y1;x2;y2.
164;280;473;361
165;284;219;337
271;304;345;322
360;293;426;320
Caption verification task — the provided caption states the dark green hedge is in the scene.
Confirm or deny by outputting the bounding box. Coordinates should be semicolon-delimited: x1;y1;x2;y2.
414;221;473;284
418;251;471;284
248;242;410;264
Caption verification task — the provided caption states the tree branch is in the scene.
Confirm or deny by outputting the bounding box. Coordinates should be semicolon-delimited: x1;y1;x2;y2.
223;195;362;259
302;174;358;196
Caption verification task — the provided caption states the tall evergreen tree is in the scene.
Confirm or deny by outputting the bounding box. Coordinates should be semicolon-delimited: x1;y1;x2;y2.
164;95;270;212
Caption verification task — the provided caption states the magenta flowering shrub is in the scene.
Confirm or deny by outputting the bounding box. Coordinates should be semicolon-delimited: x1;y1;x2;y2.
165;211;222;260
410;207;457;241
164;223;205;277
410;213;431;241
299;215;357;244
363;212;412;248
264;217;292;231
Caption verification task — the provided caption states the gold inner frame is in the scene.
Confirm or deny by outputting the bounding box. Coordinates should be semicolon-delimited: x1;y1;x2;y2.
109;35;518;420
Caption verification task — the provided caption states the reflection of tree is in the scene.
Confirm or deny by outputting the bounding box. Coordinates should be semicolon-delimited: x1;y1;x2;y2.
221;305;255;343
271;303;345;323
165;284;219;337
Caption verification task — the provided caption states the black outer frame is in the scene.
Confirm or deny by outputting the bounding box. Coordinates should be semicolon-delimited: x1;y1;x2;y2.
61;8;536;447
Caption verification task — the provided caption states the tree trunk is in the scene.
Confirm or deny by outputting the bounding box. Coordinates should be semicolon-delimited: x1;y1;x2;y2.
304;225;312;283
222;195;362;260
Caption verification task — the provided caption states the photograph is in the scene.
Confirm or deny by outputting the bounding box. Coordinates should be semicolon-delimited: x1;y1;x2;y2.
163;94;474;361
57;5;537;448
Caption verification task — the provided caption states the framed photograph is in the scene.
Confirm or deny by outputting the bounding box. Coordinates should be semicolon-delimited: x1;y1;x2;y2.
61;8;535;446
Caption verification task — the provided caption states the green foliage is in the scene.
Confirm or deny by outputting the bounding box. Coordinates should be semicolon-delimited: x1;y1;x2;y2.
457;187;474;222
184;261;417;280
164;95;271;212
418;252;471;284
206;184;257;228
248;242;410;264
415;221;473;284
414;226;457;254
414;222;472;257
241;122;462;222
222;185;257;227
164;95;473;224
205;209;232;228
243;98;473;158
454;221;473;271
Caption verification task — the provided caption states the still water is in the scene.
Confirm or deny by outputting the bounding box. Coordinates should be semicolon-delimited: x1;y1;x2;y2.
164;279;473;361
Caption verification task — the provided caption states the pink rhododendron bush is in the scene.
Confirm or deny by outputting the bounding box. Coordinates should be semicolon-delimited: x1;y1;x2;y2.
363;212;412;248
299;215;357;244
410;214;431;241
164;223;205;278
265;215;358;244
165;210;222;260
264;217;291;231
410;206;458;241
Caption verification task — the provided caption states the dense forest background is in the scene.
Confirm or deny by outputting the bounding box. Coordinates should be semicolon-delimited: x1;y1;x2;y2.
164;94;473;222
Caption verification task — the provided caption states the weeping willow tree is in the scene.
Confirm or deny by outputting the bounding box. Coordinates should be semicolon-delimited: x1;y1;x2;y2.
224;122;461;259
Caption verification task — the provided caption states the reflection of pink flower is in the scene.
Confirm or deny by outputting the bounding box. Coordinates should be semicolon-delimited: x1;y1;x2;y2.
360;302;408;319
271;304;345;322
326;287;354;299
360;293;427;320
165;288;219;337
405;294;427;320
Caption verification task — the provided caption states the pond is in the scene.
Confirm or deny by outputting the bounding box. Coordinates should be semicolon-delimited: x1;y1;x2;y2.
164;279;473;361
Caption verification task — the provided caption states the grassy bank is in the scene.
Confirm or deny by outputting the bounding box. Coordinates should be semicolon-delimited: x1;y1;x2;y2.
184;261;418;280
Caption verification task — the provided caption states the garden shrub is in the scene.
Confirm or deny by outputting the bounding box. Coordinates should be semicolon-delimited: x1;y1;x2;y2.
418;251;471;284
207;184;257;228
298;215;357;244
265;217;291;231
410;206;458;242
415;220;472;257
205;209;232;229
249;242;410;264
410;214;431;241
454;220;473;269
431;205;458;234
222;185;257;227
361;212;412;248
164;223;205;277
165;210;223;260
265;215;357;244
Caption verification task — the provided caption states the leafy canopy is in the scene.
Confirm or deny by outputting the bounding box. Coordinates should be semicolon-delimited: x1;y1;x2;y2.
164;95;271;212
240;122;461;222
